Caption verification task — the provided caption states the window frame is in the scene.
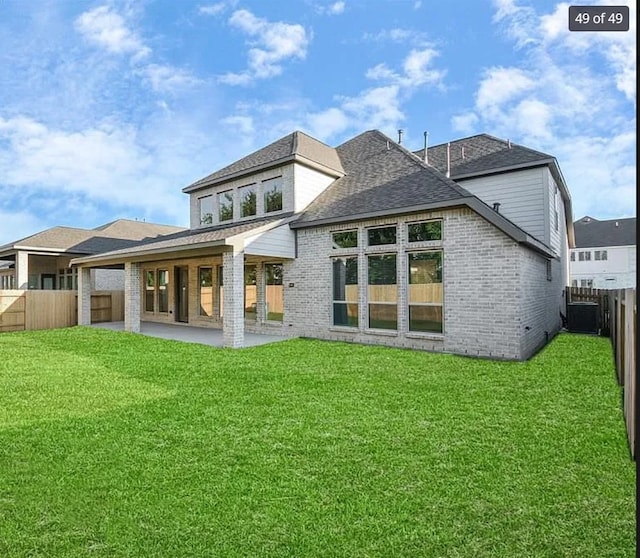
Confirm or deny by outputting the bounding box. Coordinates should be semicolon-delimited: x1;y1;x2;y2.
199;195;214;226
218;190;234;222
263;176;283;213
239;183;257;218
407;250;443;334
367;225;397;247
198;266;214;317
367;253;398;331
407;220;442;243
264;263;284;322
332;256;359;328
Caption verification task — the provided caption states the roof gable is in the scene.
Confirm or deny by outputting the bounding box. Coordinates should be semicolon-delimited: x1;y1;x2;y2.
183;131;344;193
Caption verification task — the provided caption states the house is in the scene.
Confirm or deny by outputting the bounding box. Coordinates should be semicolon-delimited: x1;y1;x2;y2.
72;129;573;360
570;216;636;289
0;219;184;291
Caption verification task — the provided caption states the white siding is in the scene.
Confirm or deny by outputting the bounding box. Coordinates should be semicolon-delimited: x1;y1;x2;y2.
457;167;546;242
570;245;636;288
293;163;336;212
546;169;563;254
244;224;296;259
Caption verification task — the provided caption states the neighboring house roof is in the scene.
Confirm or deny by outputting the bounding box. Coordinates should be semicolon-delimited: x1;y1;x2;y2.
72;214;294;265
182;131;345;193
573;216;636;248
0;219;185;258
291;130;555;258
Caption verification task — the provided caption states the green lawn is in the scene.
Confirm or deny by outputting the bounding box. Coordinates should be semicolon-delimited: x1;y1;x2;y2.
0;328;634;557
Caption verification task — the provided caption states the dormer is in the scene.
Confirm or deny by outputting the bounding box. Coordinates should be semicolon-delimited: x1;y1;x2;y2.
183;131;345;229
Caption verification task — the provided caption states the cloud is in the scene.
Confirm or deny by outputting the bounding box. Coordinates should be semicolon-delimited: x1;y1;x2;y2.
316;2;346;15
74;5;150;60
198;3;226;16
138;64;202;93
219;9;309;85
365;48;445;88
362;28;428;44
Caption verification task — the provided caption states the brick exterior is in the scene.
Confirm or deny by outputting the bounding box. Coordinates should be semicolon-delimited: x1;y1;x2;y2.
124;262;141;333
222;249;245;348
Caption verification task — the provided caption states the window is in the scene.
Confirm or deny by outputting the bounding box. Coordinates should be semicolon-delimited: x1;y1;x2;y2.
263;177;283;213
158;270;169;313
58;268;77;290
367;226;396;246
244;265;257;320
408;221;442;242
218;190;233;221
145;270;155;312
332;257;358;327
571;279;578;287
199;267;213;317
578;251;591;261
332;230;357;249
595;250;608;261
580;279;593;288
265;263;284;321
368;254;397;330
199;195;214;225
408;252;443;333
239;184;257;218
570;252;575;262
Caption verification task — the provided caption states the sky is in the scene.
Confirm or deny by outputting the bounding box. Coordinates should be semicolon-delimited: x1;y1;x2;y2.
0;0;636;246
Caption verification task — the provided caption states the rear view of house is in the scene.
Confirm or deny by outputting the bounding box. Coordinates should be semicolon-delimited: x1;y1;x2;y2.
72;129;574;360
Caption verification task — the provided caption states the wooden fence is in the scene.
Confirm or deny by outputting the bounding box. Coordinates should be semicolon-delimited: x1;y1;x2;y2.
565;286;610;335
609;288;636;460
0;290;124;332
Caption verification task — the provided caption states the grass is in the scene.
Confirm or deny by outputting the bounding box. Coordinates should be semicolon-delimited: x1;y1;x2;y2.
0;328;634;557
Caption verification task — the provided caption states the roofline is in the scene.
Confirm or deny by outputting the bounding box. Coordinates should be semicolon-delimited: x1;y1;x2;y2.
291;197;555;258
182;153;345;194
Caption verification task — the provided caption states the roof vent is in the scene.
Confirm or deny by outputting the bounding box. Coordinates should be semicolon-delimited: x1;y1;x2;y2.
397;129;403;145
492;202;501;213
423;131;429;165
615;221;619;227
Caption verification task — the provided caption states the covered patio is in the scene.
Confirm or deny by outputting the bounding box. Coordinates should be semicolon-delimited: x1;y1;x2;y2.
91;321;292;348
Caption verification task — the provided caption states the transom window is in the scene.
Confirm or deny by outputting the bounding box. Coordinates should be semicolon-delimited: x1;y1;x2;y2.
367;226;396;246
332;230;358;249
239;184;257;218
332;257;358;327
263;177;283;213
407;221;442;242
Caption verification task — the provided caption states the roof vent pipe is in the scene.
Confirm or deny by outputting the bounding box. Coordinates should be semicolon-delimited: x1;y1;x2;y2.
446;142;451;178
397;129;403;145
423;131;429;165
386;140;390;150
507;139;511;148
461;145;465;159
493;202;501;212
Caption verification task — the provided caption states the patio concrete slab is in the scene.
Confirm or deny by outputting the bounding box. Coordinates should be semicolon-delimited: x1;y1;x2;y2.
91;321;292;348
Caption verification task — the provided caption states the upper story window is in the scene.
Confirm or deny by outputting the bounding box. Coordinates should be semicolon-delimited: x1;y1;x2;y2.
199;195;214;226
218;190;233;222
263;176;283;213
595;250;608;261
332;230;358;249
407;220;442;242
578;251;591;261
239;184;257;218
570;252;575;262
368;226;396;246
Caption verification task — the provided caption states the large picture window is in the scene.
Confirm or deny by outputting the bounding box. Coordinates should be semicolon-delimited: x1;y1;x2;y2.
265;263;284;321
240;184;257;217
199;195;214;225
368;254;397;330
199;267;213;317
145;270;155;312
263;177;283;213
408;251;443;333
218;190;233;221
332;257;358;327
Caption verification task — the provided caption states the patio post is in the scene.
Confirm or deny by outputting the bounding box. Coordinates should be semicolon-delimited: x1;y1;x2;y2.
223;246;244;348
124;262;141;333
15;251;29;289
78;267;92;325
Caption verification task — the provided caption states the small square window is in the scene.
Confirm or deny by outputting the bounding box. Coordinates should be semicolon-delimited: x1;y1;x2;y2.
332;230;358;249
367;226;396;246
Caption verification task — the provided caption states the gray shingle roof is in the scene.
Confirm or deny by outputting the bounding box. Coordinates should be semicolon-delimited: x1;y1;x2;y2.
0;219;185;256
72;214;293;264
413;134;553;178
292;130;471;226
574;216;636;248
183;131;344;193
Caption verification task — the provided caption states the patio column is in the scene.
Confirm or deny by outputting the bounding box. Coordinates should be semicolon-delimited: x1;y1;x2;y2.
15;251;29;289
124;262;141;333
222;247;244;348
78;267;92;325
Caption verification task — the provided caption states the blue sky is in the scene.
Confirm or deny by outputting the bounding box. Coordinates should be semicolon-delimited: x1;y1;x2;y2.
0;0;635;245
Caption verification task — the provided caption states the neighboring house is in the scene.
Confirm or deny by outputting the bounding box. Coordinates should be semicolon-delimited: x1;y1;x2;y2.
0;219;184;291
570;215;636;289
72;130;573;360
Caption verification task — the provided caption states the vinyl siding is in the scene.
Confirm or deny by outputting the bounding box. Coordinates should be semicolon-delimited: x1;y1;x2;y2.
293;163;336;213
456;167;546;243
244;224;296;259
